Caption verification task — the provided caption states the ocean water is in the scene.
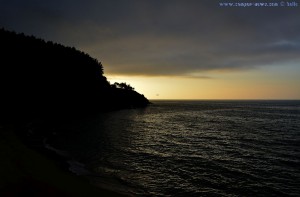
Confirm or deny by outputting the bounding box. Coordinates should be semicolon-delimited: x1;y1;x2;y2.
50;100;300;196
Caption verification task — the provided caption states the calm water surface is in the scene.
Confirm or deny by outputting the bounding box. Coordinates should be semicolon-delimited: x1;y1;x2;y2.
51;100;300;196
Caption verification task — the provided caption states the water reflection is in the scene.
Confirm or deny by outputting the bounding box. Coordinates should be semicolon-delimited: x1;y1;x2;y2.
50;101;300;196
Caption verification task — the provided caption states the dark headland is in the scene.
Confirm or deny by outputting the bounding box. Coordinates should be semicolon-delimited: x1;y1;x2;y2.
0;28;149;196
0;28;150;122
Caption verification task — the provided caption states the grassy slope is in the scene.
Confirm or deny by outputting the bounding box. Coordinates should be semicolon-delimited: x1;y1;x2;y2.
0;125;126;197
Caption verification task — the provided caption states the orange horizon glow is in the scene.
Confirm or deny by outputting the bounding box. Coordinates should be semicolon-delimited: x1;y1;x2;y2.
107;64;300;100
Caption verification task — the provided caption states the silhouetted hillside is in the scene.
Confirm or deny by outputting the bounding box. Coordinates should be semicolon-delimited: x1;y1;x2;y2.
0;28;149;122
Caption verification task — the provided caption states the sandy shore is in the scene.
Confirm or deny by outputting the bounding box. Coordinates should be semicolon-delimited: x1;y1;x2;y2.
0;125;127;197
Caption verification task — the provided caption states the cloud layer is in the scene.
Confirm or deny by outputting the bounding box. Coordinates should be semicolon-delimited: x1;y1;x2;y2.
1;0;300;76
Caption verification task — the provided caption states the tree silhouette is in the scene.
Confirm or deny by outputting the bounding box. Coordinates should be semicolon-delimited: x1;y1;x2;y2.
113;82;135;91
0;28;149;122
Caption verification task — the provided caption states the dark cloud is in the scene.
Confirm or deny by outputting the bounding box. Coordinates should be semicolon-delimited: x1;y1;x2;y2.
1;0;300;76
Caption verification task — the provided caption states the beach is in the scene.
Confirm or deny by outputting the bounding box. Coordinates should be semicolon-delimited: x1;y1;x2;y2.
0;125;127;197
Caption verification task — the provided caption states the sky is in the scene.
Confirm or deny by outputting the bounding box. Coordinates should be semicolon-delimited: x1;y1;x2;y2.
1;0;300;99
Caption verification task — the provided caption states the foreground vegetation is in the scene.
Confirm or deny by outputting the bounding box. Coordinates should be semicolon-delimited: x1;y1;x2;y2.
0;28;149;123
0;28;149;196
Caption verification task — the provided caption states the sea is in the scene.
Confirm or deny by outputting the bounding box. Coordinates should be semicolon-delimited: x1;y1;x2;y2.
48;100;300;196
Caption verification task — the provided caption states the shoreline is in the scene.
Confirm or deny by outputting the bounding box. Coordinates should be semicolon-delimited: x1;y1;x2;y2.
43;136;136;196
0;124;128;197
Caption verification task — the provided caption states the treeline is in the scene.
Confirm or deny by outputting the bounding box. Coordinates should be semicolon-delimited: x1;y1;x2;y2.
0;28;149;122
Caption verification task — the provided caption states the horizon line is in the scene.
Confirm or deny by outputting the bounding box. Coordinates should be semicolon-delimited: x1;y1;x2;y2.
149;99;300;101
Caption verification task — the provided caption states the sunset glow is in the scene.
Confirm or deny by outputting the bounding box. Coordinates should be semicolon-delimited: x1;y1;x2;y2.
1;0;300;100
107;63;300;100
